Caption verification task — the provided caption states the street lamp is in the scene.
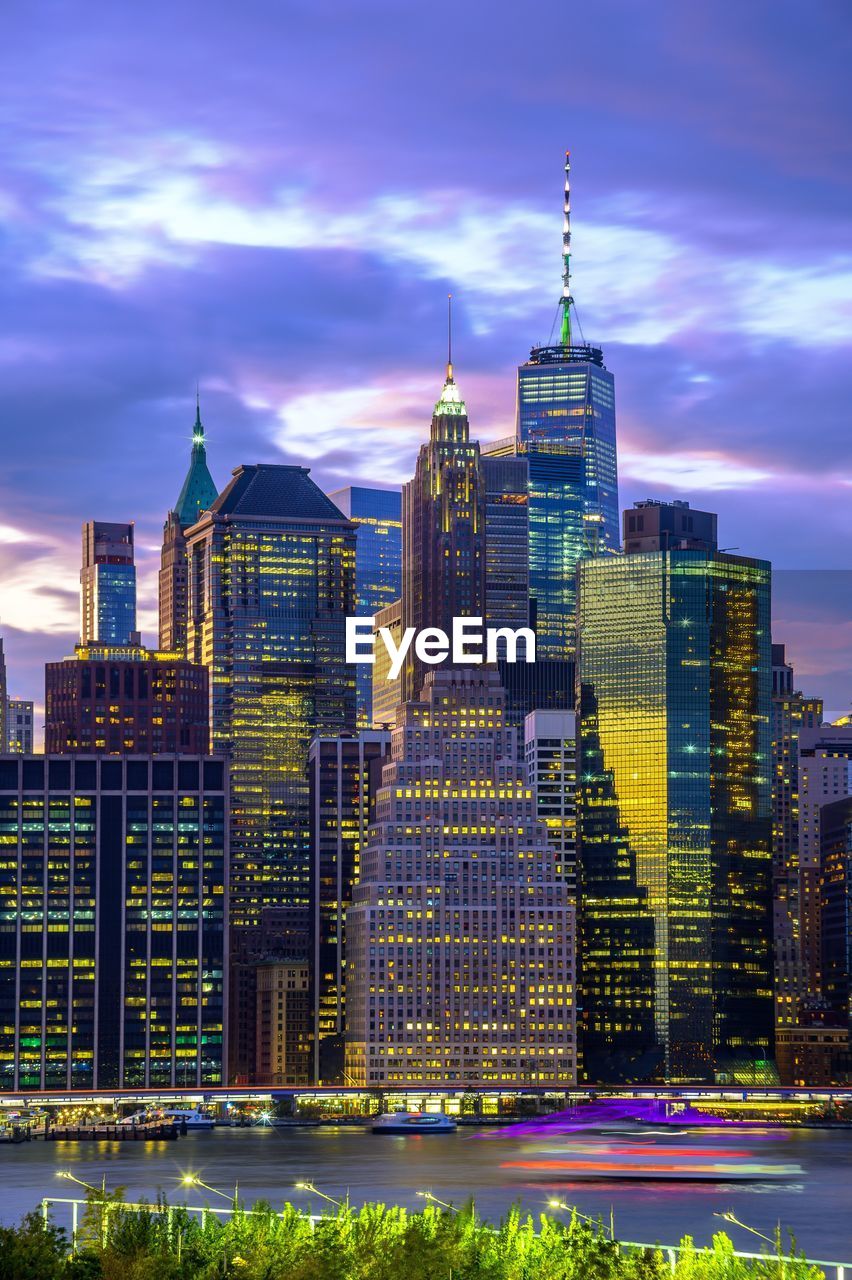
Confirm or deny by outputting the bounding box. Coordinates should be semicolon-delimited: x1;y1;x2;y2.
181;1173;239;1206
57;1171;106;1197
295;1181;344;1209
416;1191;457;1212
548;1199;614;1239
713;1211;776;1247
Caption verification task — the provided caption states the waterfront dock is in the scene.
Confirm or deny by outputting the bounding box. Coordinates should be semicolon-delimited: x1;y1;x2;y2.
44;1119;178;1142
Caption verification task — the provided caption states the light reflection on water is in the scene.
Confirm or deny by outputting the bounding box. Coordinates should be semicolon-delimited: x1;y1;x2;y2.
0;1126;850;1257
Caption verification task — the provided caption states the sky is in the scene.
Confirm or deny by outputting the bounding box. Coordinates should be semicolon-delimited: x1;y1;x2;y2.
0;0;850;723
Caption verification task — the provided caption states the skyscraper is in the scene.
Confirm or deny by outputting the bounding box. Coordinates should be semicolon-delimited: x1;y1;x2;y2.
159;398;219;653
0;753;227;1091
481;454;529;632
401;363;486;701
346;667;576;1086
327;486;401;728
524;710;578;894
308;729;390;1082
185;464;356;1079
577;500;773;1083
0;637;7;755
5;699;34;753
80;521;137;646
770;644;823;1035
516;155;619;557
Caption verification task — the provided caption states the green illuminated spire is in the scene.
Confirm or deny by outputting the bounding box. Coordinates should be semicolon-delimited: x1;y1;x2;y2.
433;295;467;416
560;150;572;346
174;391;219;527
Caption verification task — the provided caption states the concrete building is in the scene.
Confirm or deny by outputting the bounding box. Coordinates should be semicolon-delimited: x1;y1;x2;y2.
5;698;33;754
524;710;577;896
798;725;852;1000
346;667;576;1087
372;599;402;729
255;961;312;1086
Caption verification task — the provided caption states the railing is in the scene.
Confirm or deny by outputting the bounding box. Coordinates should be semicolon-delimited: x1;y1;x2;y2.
40;1198;852;1276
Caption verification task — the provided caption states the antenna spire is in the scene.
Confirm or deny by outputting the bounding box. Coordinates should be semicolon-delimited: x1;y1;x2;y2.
446;293;454;382
193;383;204;446
560;151;572;347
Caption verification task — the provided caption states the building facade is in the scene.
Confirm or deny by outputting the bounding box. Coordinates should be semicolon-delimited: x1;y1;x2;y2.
5;699;33;753
577;502;773;1083
0;638;6;755
45;644;209;755
255;960;312;1086
798;725;852;1003
401;368;486;702
0;753;227;1091
327;487;402;729
346;667;576;1087
524;710;577;895
371;599;402;729
481;454;529;633
80;521;137;646
308;731;390;1084
159;400;219;653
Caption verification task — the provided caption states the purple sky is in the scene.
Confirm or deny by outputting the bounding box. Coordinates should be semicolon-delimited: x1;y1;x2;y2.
1;0;850;724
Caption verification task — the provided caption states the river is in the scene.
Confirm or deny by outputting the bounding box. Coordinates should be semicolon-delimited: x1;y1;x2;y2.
1;1124;851;1260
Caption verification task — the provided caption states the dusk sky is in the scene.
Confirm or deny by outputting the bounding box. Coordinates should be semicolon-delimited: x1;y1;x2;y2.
1;0;850;723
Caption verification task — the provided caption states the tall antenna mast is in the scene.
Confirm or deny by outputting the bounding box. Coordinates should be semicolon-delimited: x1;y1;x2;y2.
447;293;453;381
560;150;572;347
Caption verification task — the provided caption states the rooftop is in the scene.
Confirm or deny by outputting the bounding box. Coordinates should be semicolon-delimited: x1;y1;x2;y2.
211;464;351;522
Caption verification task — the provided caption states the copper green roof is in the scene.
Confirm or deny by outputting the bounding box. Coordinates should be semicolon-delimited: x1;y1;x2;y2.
175;400;219;527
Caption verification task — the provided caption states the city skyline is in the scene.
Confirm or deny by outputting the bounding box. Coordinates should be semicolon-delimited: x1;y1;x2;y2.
1;1;850;720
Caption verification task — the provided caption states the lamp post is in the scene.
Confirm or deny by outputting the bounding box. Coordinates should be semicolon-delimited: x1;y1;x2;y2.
416;1191;457;1212
713;1211;776;1247
295;1181;344;1210
57;1170;106;1197
548;1198;615;1239
181;1173;239;1208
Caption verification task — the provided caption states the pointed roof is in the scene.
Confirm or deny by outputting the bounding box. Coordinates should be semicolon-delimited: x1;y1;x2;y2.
433;368;467;417
175;397;219;527
210;464;352;523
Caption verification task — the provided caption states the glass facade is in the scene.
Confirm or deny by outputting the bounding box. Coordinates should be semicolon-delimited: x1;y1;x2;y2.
577;546;773;1083
81;522;137;646
0;754;226;1091
327;487;402;728
517;345;619;556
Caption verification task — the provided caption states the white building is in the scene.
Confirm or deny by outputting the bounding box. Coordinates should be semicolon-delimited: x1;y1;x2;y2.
524;709;577;896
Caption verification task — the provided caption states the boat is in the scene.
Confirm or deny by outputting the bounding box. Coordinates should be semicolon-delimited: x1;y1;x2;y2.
162;1108;216;1131
500;1136;802;1182
372;1111;456;1135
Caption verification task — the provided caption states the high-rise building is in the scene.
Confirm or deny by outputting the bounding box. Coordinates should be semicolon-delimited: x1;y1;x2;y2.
524;710;577;894
5;699;34;753
255;960;312;1086
820;797;852;1032
308;730;390;1082
80;521;137;646
577;500;773;1083
481;455;529;632
371;599;402;729
159;398;219;653
401;365;486;701
185;464;356;1081
327;487;401;728
0;753;227;1091
798;724;852;1002
45;644;208;755
516;155;619;558
0;637;7;754
770;644;823;1036
346;667;576;1087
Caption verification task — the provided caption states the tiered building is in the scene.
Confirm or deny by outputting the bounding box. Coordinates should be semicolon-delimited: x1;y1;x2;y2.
346;667;576;1086
80;521;137;646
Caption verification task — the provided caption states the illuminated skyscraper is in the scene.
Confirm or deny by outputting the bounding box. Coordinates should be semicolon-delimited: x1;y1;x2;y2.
186;464;357;930
159;398;219;653
80;521;137;646
346;667;576;1086
577;500;773;1083
5;699;34;754
0;753;226;1091
0;637;6;756
481;454;529;632
401;362;486;701
327;486;401;727
524;710;577;894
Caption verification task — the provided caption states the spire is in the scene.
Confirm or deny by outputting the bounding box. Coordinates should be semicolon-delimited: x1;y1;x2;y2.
174;390;219;527
560;150;572;347
446;293;453;382
434;295;467;417
193;384;204;448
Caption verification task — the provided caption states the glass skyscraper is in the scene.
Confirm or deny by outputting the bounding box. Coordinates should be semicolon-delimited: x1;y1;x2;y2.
577;501;773;1083
327;486;401;728
80;521;137;646
0;753;226;1091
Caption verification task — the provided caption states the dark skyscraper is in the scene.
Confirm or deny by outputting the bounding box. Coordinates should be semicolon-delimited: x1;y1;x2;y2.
80;521;137;646
327;486;401;728
577;500;773;1083
159;399;219;653
0;637;7;756
401;362;486;701
481;454;529;632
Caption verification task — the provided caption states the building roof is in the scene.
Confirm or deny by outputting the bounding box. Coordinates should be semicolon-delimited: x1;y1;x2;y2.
210;464;350;522
174;401;219;526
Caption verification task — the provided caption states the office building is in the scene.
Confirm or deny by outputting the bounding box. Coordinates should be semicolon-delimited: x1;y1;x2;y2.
770;645;823;1036
346;667;576;1087
159;398;219;653
577;500;773;1083
516;154;619;559
371;599;402;729
308;730;390;1082
80;521;137;646
45;644;209;755
255;960;312;1086
0;638;6;754
401;365;486;701
327;487;402;728
798;724;852;1000
6;699;34;753
0;753;227;1091
481;454;529;632
820;797;852;1032
524;710;577;894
